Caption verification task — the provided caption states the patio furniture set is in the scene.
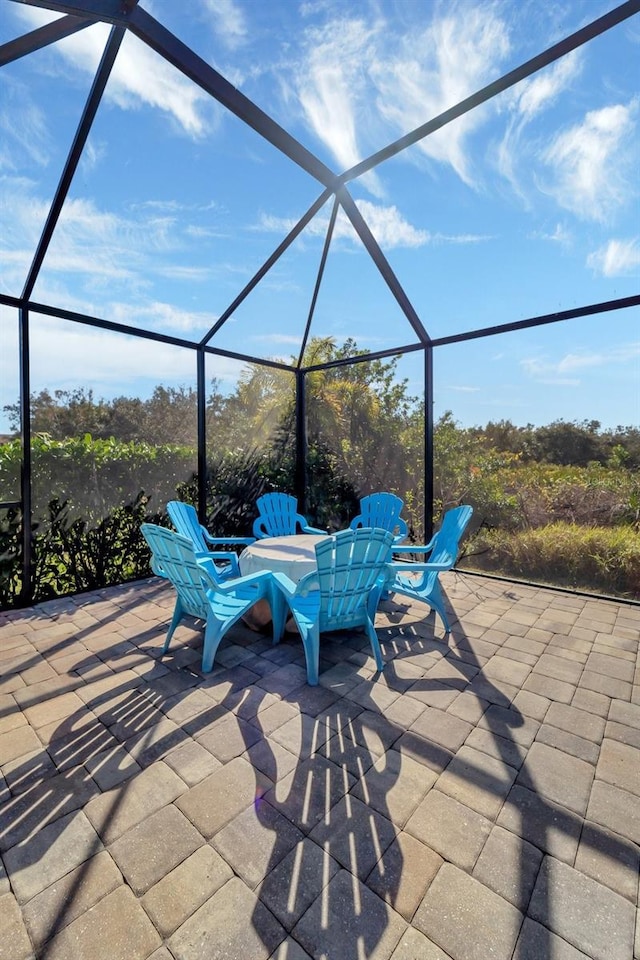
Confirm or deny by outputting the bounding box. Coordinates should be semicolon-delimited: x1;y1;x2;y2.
141;494;473;686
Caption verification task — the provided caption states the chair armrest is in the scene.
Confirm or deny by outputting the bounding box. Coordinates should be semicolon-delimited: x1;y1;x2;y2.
387;557;452;574
201;528;255;547
196;552;239;578
300;524;328;536
294;571;320;595
208;535;256;546
392;533;437;555
271;571;298;598
213;570;274;593
205;551;241;563
252;517;270;539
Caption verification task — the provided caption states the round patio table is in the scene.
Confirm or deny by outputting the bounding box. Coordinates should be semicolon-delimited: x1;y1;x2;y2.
239;534;326;630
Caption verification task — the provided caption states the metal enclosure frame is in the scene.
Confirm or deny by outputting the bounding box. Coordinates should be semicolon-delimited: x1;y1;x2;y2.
1;0;639;604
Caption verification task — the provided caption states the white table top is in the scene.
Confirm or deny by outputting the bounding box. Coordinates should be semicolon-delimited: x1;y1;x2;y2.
239;534;326;583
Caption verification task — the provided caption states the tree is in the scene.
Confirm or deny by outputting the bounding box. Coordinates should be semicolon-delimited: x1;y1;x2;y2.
534;419;604;466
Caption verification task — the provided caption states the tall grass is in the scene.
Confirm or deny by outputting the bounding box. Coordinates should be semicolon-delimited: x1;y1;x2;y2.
463;523;640;599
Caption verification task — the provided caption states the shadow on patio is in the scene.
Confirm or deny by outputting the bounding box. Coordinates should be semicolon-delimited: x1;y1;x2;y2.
0;572;638;960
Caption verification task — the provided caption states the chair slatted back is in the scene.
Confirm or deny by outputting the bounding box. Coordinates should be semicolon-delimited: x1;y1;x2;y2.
141;524;211;620
254;493;300;537
167;501;208;553
429;505;474;568
315;528;394;629
350;492;408;541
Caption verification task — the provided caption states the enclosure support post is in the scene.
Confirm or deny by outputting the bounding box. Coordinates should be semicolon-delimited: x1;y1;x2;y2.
197;347;207;524
19;307;33;605
425;346;434;543
295;370;307;512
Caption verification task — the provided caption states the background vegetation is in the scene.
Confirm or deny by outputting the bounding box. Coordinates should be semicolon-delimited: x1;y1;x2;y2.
1;336;638;608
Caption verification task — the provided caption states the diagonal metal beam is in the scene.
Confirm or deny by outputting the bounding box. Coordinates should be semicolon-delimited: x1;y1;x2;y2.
0;14;92;66
341;0;640;183
296;195;340;369
127;5;336;189
337;185;431;344
21;24;125;300
200;187;333;346
10;0;137;24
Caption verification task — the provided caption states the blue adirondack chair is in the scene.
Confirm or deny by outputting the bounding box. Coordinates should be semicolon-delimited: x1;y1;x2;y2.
370;505;473;634
141;523;285;672
349;492;408;544
273;527;395;685
253;492;327;540
166;500;255;581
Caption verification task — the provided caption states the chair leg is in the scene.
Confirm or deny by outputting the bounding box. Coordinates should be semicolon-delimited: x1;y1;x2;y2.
428;581;451;634
164;599;184;653
201;616;227;673
269;586;287;645
365;618;385;672
367;578;384;622
299;623;320;686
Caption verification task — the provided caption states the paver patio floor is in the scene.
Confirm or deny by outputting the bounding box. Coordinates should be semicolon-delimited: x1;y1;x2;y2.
1;572;639;960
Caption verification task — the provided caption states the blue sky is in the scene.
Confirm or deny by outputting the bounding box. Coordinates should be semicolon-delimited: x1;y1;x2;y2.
0;0;638;432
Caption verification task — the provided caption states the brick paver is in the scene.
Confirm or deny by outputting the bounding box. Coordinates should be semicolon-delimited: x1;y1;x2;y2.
0;574;638;960
528;856;636;960
414;863;523;960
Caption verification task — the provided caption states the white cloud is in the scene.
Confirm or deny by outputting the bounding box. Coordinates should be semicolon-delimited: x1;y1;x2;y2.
371;6;511;188
497;51;582;201
528;222;573;248
339;201;428;248
516;51;581;122
254;333;302;344
0;79;52;171
255;200;489;250
11;6;213;138
288;4;511;192
295;17;384;194
19;313;248;399
109;300;217;334
202;0;247;50
587;238;640;277
156;265;213;282
540;100;638;222
521;341;640;383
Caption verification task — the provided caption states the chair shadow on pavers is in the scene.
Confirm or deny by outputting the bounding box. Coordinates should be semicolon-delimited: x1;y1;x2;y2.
371;585;639;960
1;577;638;960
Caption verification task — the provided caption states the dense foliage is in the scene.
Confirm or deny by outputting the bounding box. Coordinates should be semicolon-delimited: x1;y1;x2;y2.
1;336;638;607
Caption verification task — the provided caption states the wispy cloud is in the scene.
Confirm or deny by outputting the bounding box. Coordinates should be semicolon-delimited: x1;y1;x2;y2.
340;201;428;248
0;177;225;327
287;4;510;193
497;50;582;203
587;238;640;277
16;313;243;398
521;341;640;384
295;16;384;194
155;265;213;282
202;0;248;50
0;77;52;171
371;6;510;188
11;6;214;138
540;100;638;222
109;300;218;334
254;333;301;344
254;200;490;250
